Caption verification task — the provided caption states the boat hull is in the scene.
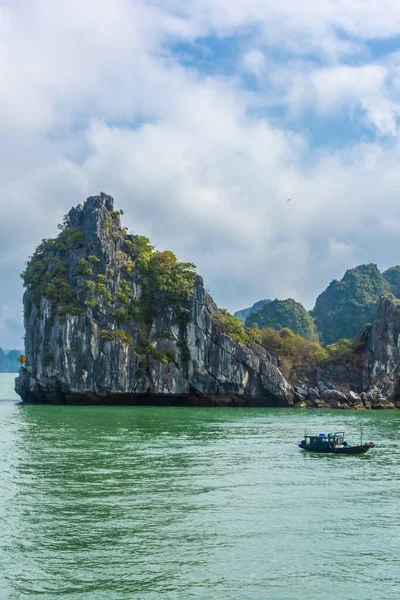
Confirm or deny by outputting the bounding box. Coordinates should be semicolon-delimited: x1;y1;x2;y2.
299;444;372;455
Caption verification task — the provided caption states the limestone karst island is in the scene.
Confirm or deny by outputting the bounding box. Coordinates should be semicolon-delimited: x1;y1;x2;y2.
15;193;400;409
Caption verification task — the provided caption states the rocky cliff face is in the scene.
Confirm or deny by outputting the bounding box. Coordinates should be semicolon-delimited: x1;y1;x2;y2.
294;298;400;409
15;193;293;406
364;296;400;403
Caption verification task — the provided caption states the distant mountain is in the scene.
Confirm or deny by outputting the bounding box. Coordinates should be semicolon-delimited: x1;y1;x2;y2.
234;299;270;323
238;264;400;346
0;347;23;373
312;264;396;346
245;298;318;340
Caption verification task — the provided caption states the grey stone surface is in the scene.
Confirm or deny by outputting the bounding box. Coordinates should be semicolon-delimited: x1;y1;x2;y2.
15;194;294;406
364;296;400;403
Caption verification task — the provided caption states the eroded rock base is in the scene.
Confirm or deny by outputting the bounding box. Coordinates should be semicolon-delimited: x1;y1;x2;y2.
18;392;290;407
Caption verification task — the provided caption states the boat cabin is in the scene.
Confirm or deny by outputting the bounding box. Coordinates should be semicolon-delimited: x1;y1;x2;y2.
299;430;374;454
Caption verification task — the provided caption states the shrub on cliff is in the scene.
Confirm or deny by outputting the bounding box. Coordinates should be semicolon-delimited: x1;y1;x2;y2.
260;327;326;382
134;249;196;324
22;250;82;315
321;338;366;365
78;259;92;275
215;309;261;345
260;326;369;383
100;329;133;346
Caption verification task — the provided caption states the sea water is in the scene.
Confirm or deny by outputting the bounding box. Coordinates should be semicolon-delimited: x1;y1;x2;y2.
0;373;399;599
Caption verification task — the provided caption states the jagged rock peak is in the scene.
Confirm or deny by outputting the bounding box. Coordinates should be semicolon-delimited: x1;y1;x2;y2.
68;192;117;242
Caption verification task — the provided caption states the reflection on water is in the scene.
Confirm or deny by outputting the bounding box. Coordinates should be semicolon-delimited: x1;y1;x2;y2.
0;403;399;599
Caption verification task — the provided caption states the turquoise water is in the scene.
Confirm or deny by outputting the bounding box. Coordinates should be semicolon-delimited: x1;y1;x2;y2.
0;372;19;400
1;374;399;599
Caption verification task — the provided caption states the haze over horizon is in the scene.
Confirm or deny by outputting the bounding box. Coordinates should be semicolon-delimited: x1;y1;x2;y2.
2;0;400;346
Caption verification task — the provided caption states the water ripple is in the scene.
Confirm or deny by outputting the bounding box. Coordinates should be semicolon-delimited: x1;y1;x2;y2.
0;396;399;599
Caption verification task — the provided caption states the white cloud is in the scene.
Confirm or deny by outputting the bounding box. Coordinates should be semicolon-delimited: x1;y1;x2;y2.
170;0;400;50
311;65;388;111
283;63;398;134
242;50;266;77
2;0;400;345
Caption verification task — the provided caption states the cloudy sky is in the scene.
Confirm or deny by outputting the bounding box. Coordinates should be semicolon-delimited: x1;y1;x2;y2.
2;0;400;346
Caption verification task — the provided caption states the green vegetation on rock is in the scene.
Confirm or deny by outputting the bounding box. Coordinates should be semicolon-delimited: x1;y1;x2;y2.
237;263;400;348
312;264;392;345
319;338;366;365
99;329;133;346
132;241;196;325
247;298;318;340
43;352;54;366
214;309;261;345
260;328;325;382
382;266;400;297
99;326;178;367
134;336;177;365
260;327;367;384
21;225;87;315
78;259;92;275
22;203;197;375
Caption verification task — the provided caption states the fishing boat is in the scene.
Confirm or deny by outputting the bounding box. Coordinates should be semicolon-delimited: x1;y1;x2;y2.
298;430;375;455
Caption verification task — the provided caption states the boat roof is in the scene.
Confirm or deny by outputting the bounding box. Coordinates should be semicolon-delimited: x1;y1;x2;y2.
305;432;344;438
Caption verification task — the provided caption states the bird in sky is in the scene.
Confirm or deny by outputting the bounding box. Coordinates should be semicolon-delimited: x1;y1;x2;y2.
287;198;291;201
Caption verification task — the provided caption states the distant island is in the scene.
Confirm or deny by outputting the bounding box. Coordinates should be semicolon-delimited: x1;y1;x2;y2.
235;263;400;345
233;299;270;324
0;347;22;373
14;193;400;410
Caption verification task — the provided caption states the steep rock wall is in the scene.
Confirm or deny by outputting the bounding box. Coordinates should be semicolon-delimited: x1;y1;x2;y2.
15;193;293;407
364;296;400;403
294;298;400;409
